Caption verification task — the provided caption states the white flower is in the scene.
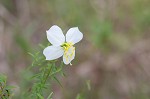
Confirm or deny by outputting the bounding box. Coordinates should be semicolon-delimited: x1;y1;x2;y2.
43;25;83;65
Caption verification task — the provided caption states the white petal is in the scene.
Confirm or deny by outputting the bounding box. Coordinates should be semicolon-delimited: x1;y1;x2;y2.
46;25;65;46
63;46;75;65
66;27;83;44
43;46;64;60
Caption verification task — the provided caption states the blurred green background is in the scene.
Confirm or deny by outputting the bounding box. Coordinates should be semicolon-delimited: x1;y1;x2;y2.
0;0;150;99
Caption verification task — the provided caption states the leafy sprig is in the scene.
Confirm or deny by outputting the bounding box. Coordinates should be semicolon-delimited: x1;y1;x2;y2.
26;44;65;99
0;74;14;99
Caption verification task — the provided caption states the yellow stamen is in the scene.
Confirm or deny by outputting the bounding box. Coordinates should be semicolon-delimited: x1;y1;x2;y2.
61;42;75;63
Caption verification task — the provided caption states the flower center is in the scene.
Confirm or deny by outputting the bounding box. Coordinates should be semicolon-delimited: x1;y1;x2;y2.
61;42;73;51
61;42;75;64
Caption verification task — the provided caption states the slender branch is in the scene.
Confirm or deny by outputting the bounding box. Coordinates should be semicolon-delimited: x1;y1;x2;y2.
43;64;53;84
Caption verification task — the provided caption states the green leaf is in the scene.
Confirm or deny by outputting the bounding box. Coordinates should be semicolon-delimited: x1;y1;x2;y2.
28;52;35;58
53;76;63;88
30;73;41;79
0;74;7;82
50;66;62;76
39;44;45;49
61;72;66;77
47;92;53;99
37;93;44;99
5;85;16;89
76;94;82;99
86;80;91;91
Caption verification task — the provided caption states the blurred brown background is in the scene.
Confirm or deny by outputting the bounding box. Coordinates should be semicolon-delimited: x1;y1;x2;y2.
0;0;150;99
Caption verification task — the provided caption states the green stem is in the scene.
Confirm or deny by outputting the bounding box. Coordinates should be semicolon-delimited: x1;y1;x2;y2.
43;63;53;85
36;63;53;99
